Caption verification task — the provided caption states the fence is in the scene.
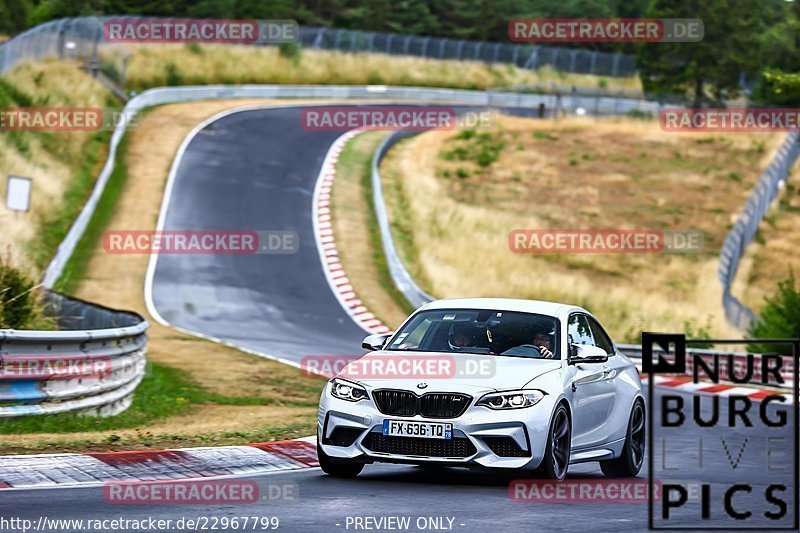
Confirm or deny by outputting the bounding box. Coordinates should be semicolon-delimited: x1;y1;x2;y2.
298;26;636;77
0;292;149;417
0;17;637;78
718;132;800;331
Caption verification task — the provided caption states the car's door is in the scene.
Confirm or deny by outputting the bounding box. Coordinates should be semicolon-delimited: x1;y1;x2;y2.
567;313;617;450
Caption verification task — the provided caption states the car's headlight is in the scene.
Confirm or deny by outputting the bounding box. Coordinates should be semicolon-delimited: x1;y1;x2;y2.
329;378;368;402
476;390;545;410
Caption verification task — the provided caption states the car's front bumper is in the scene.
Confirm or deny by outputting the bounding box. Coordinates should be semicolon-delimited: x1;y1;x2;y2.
318;386;559;470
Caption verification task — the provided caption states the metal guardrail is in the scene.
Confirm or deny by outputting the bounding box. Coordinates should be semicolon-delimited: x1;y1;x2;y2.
0;293;149;417
718;132;800;331
0;17;637;77
372;131;435;310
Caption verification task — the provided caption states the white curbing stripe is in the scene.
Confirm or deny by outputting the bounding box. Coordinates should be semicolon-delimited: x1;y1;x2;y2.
311;129;393;335
0;437;319;490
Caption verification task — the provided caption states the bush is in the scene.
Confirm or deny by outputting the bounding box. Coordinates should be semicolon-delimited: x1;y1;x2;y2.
278;42;302;64
749;270;800;352
0;259;38;329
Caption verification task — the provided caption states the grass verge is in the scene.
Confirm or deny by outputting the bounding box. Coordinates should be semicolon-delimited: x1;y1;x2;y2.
379;115;788;341
331;131;414;329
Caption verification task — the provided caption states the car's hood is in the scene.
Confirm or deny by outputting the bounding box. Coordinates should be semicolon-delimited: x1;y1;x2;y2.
337;351;562;394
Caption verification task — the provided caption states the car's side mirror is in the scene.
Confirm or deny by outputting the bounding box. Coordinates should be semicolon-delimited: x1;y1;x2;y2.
362;333;391;351
569;344;609;364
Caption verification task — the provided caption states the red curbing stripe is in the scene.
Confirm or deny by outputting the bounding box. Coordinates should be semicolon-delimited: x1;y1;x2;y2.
695;384;732;393
251;440;319;468
315;130;388;334
658;377;694;387
88;449;193;466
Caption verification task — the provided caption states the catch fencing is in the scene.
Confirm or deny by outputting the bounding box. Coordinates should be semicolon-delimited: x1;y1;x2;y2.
0;17;637;78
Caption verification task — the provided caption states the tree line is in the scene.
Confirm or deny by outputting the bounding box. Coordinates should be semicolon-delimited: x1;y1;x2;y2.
1;0;798;104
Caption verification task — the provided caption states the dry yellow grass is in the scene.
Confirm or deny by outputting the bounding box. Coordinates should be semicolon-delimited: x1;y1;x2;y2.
125;44;641;93
380;115;788;341
0;60;112;276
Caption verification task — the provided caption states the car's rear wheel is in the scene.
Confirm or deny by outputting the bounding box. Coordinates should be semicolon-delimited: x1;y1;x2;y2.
317;442;365;478
535;403;571;480
600;399;645;477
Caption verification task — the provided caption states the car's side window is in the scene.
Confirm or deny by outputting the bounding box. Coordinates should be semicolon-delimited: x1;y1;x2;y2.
567;313;594;356
587;317;614;355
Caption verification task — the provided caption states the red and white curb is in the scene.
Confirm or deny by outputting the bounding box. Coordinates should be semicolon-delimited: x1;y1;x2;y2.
313;129;391;336
0;436;318;490
641;374;792;401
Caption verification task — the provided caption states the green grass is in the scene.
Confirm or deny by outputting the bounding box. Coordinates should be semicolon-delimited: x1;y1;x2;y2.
337;134;415;317
53;131;129;294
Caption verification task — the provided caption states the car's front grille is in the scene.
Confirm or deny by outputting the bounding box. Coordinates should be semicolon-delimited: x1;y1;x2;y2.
482;436;530;457
363;433;477;458
372;390;417;416
372;390;472;419
325;427;364;447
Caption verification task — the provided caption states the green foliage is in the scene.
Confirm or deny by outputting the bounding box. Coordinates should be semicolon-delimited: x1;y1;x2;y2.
636;0;785;105
682;317;713;349
0;259;37;329
442;130;505;167
749;270;800;353
164;61;183;86
278;41;302;64
751;69;800;106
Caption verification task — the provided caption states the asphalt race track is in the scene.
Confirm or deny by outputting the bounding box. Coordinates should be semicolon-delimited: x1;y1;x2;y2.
4;106;795;533
4;388;794;532
148;106;369;362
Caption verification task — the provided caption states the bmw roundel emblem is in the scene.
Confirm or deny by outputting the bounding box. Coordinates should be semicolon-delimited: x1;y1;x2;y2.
417;382;428;390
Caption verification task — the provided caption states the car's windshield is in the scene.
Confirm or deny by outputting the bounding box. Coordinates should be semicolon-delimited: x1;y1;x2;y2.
387;308;559;359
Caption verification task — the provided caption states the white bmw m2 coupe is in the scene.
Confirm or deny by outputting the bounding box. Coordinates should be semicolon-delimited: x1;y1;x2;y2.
317;298;645;480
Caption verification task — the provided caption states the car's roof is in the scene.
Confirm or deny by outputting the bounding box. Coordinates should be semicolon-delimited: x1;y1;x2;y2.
419;297;584;318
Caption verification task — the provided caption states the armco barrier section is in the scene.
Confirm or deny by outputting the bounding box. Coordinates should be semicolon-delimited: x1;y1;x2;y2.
41;84;663;289
718;132;800;331
0;17;636;77
371;131;435;310
0;293;149;417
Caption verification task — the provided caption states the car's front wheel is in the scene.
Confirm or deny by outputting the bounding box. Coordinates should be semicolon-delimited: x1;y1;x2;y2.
535;403;571;480
600;399;645;477
317;442;365;478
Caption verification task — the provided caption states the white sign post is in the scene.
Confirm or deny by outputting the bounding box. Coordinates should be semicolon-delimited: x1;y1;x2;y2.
6;175;32;213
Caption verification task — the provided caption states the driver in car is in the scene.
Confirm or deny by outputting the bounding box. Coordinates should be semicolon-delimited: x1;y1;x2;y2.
502;330;554;358
448;322;476;350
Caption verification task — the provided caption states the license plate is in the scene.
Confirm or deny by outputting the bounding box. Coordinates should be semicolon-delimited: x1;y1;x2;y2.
382;420;452;440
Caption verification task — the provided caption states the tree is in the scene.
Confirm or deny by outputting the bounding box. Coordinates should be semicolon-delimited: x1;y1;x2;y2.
636;0;766;106
749;270;800;353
